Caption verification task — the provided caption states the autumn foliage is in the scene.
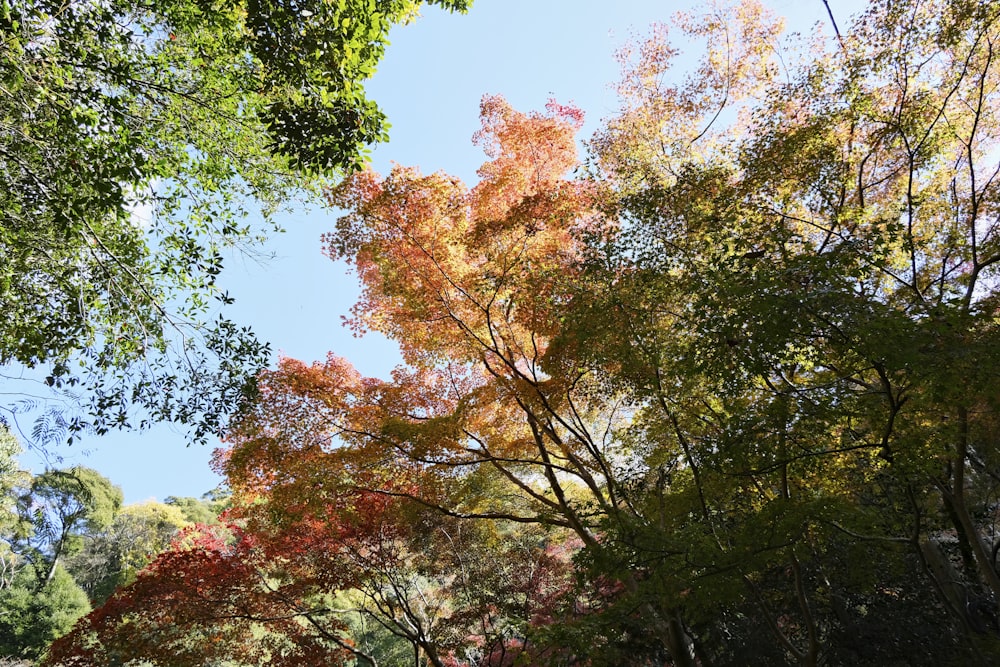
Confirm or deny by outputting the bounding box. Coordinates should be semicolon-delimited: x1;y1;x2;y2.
47;1;1000;665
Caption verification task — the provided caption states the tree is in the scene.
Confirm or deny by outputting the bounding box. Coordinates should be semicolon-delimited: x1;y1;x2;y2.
43;0;1000;664
581;0;1000;662
48;496;401;666
52;98;640;666
16;467;122;587
45;465;577;666
64;500;190;605
0;0;472;445
0;564;89;661
233;1;1000;661
164;489;228;525
0;432;100;659
0;427;29;591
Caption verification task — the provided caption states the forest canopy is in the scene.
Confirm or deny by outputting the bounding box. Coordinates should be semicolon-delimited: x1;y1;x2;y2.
28;0;1000;665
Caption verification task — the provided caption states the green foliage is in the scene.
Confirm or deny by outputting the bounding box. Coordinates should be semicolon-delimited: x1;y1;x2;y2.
0;0;472;445
0;564;89;661
0;434;211;659
164;489;229;525
575;0;1000;662
66;501;189;605
338;595;415;667
0;427;28;594
17;467;123;586
0;428;28;537
25;468;123;542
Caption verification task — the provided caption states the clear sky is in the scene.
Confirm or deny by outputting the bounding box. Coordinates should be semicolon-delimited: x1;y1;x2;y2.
17;0;867;504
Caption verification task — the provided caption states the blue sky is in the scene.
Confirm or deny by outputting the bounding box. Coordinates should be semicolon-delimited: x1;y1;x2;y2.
18;0;867;503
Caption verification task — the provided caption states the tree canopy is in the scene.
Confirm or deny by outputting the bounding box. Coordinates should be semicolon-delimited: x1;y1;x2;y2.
16;467;122;587
0;427;219;660
0;0;470;445
0;564;89;662
39;0;1000;665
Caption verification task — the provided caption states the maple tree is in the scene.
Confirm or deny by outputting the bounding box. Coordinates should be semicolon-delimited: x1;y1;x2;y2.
46;479;574;666
45;0;1000;665
119;90;697;664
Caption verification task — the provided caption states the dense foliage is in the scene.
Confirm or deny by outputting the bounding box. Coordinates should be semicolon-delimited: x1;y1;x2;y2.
0;0;470;445
31;0;1000;665
0;427;225;661
0;566;89;662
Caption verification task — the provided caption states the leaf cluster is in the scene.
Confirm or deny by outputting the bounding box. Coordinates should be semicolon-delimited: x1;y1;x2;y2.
0;0;471;445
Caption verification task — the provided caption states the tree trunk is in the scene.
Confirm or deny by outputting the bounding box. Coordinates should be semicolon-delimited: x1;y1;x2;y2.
948;407;1000;598
665;610;696;667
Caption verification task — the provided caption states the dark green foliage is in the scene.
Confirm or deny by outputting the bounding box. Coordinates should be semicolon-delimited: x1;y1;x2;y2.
0;0;471;445
0;565;89;661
